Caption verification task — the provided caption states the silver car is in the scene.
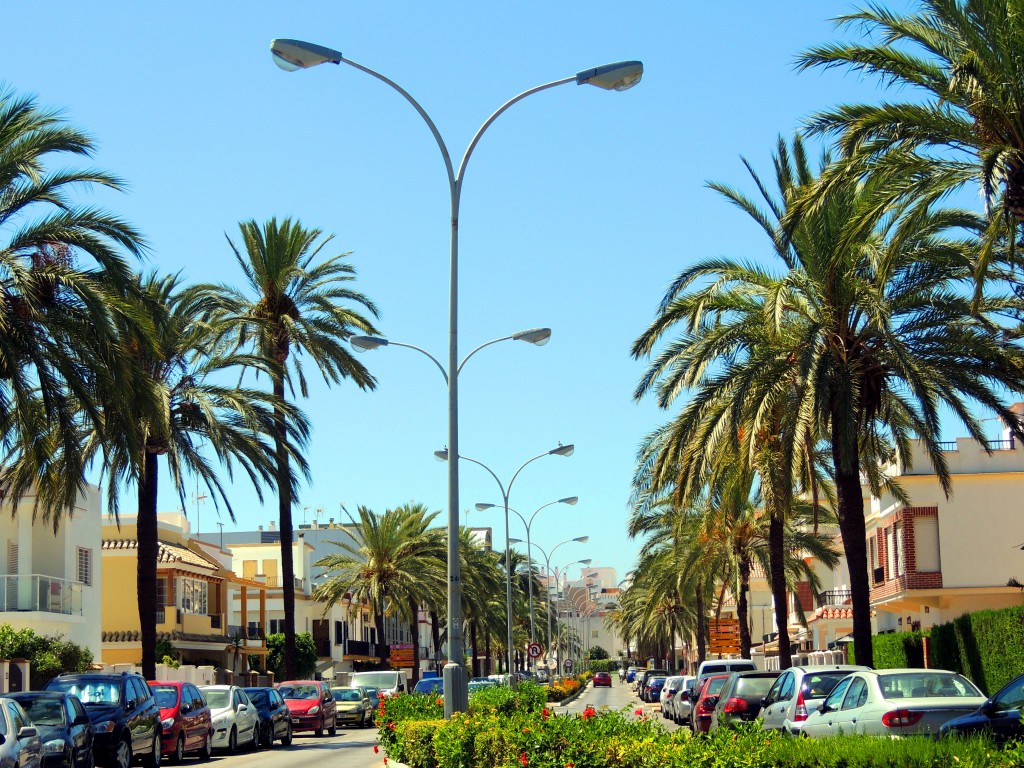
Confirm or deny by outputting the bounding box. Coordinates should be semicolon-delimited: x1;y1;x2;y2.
759;664;869;735
659;676;684;720
801;668;986;738
0;698;41;768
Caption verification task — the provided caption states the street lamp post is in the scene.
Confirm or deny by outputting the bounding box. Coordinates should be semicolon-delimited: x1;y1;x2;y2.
548;557;593;673
476;496;578;653
270;38;642;716
520;540;589;669
437;446;573;686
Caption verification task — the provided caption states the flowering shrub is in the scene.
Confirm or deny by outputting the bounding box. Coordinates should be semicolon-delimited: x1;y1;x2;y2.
546;677;581;702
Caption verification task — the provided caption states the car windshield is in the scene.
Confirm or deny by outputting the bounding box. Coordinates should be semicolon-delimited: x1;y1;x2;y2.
17;698;65;726
48;680;120;706
150;686;179;710
706;677;728;695
414;680;442;694
350;673;398;690
279;684;319;700
879;673;982;699
245;691;268;707
203;690;230;709
333;689;363;702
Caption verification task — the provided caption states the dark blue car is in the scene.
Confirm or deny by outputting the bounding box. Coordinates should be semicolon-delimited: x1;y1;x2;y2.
9;692;93;768
645;677;667;702
412;678;443;695
941;673;1024;744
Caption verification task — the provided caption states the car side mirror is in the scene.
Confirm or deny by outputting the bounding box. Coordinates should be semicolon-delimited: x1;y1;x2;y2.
761;696;771;707
818;703;832;714
980;700;997;716
237;704;248;713
705;696;720;708
74;715;91;726
17;726;37;740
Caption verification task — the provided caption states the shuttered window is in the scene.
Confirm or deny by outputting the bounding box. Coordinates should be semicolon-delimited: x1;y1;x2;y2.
914;516;941;572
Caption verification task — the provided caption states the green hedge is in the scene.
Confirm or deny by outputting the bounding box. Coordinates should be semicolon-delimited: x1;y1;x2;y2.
850;630;927;670
927;605;1024;696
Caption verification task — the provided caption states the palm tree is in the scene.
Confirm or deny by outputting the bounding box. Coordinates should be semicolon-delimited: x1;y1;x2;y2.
209;217;380;679
314;504;443;675
634;135;1024;666
90;273;303;678
0;85;147;519
797;0;1024;271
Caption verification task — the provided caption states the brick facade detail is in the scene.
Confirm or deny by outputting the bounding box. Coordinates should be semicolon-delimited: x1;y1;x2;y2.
870;506;943;602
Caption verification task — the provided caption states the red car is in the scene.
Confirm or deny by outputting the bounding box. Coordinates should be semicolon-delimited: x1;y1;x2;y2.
593;672;612;688
691;674;730;733
148;680;214;761
278;680;337;737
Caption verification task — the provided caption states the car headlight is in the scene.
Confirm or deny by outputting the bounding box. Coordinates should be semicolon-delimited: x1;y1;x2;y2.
308;706;320;715
43;740;66;754
212;714;228;727
161;718;175;730
94;721;116;734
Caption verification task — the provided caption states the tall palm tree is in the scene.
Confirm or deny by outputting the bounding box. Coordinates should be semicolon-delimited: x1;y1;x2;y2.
634;135;1024;666
0;85;146;519
209;217;380;678
90;273;304;678
797;0;1024;272
314;504;443;674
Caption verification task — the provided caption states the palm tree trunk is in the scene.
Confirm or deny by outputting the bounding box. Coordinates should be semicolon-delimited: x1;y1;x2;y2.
138;450;160;680
737;556;752;658
376;596;387;667
273;378;298;680
470;622;479;678
484;632;492;676
768;508;792;669
694;581;707;666
408;597;420;685
831;416;874;668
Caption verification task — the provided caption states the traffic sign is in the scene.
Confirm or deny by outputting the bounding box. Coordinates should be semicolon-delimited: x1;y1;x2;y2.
527;642;542;659
563;658;574;671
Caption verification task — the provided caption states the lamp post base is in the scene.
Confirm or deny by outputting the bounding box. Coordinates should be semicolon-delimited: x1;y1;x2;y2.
443;662;468;717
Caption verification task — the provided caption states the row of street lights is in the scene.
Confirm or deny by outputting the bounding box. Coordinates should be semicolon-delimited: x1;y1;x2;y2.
270;37;642;716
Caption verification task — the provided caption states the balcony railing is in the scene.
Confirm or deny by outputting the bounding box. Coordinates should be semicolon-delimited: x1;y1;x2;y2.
344;639;386;658
227;625;265;641
817;590;852;606
0;575;83;615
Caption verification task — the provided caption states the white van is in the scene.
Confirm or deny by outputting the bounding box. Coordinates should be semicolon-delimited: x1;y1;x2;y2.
696;659;758;680
349;669;409;697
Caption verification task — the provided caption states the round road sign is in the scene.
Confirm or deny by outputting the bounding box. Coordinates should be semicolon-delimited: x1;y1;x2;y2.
527;642;542;659
563;658;574;671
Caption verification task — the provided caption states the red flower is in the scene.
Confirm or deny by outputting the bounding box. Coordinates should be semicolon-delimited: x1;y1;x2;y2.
519;753;529;766
383;759;388;766
581;706;596;720
387;721;396;731
542;707;550;720
436;697;444;706
373;746;379;754
634;707;644;716
566;763;575;768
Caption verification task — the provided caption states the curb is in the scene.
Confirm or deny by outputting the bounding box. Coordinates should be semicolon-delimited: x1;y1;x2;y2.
555;679;590;707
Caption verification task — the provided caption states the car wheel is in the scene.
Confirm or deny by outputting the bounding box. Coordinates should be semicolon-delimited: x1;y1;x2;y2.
198;731;212;762
113;739;132;768
81;745;95;768
226;726;238;754
281;723;293;746
314;717;324;738
172;735;184;764
328;717;337;737
260;723;272;749
360;711;369;729
146;734;162;768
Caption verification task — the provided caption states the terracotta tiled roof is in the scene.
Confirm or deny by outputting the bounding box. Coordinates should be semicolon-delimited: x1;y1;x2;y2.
807;606;876;623
102;539;219;571
102;630;228;644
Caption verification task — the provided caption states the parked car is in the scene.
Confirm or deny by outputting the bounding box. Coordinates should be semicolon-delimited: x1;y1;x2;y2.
330;688;373;728
708;670;781;731
759;665;870;736
242;687;292;747
625;668;638;684
659;676;685;721
277;681;337;737
45;672;161;768
468;678;499;693
694;659;757;691
941;672;1024;743
691;674;731;733
412;678;443;695
636;669;670;702
801;669;986;738
0;698;41;768
644;677;667;704
592;672;612;688
672;676;697;726
348;671;408;698
9;692;89;768
198;685;258;753
145;681;212;762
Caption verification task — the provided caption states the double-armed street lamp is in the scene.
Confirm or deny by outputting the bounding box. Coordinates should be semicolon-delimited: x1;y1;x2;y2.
270;37;642;716
436;446;573;685
476;496;578;651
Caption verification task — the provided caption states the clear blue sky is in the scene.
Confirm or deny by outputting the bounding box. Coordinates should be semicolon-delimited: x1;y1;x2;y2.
8;0;969;581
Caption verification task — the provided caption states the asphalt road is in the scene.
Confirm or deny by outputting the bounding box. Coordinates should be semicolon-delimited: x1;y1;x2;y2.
561;677;684;733
201;726;383;768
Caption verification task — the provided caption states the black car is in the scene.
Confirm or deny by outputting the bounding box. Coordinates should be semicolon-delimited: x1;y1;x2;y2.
709;670;782;731
940;672;1024;744
241;688;291;748
44;673;160;768
10;692;93;768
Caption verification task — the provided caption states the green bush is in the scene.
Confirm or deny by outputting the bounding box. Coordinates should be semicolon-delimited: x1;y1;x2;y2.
0;625;93;688
859;630;927;669
923;605;1024;695
588;659;614;673
264;632;318;679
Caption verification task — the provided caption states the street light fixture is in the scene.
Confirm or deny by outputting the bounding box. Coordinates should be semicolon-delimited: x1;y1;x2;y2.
436;446;573;685
270;36;642;717
476;496;578;655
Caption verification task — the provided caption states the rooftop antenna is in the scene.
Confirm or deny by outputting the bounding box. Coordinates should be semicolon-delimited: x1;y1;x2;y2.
217;521;225;550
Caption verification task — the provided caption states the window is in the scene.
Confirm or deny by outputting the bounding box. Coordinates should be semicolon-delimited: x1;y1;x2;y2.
7;542;17;574
842;678;868;710
894;522;905;576
868;536;878;570
6;702;25;732
156;578;168;607
823;677;852;711
178;577;208;615
76;547;92;586
242;560;258;579
268;619;285;635
914;516;941;572
994;678;1024;712
335;621;344;645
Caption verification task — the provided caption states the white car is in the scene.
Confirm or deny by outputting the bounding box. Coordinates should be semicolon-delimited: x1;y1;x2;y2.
801;668;986;738
760;664;869;735
199;685;259;752
660;676;685;720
